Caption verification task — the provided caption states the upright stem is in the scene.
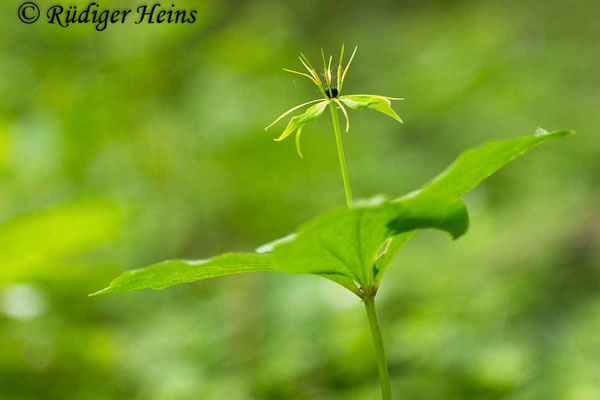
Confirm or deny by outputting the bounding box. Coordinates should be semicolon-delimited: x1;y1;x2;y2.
328;102;353;207
364;296;392;400
329;101;389;398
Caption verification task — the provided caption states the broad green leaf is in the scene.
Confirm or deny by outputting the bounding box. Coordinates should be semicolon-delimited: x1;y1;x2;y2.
420;128;573;198
272;128;572;289
274;100;328;142
339;95;403;123
271;195;468;287
90;253;273;296
92;129;571;296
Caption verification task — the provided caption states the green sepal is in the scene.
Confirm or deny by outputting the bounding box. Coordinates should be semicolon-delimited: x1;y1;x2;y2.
274;100;328;142
339;95;403;123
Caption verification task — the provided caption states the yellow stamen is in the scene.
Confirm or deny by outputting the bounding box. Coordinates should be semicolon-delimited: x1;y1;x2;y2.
337;44;344;88
320;49;329;86
341;46;358;89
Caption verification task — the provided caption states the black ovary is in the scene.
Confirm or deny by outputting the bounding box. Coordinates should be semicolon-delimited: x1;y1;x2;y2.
325;86;339;99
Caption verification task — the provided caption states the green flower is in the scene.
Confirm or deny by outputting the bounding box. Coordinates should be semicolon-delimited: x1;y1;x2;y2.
266;45;403;157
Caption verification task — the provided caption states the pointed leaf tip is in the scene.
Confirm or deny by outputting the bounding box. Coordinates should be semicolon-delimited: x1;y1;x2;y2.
418;128;574;200
534;127;574;138
88;288;109;297
89;253;274;295
543;128;574;138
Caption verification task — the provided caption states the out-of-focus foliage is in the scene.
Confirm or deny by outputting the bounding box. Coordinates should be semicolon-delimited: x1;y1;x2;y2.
0;0;598;399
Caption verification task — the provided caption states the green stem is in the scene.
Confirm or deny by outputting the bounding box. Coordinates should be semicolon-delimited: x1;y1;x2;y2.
329;101;353;207
364;296;392;400
329;102;388;398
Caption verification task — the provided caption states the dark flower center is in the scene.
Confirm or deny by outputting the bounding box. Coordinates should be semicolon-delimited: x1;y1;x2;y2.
325;86;338;99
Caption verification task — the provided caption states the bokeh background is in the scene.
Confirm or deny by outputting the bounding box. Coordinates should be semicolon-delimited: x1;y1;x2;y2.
1;0;599;399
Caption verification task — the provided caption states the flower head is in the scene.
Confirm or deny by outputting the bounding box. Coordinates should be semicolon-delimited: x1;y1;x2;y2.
266;45;403;157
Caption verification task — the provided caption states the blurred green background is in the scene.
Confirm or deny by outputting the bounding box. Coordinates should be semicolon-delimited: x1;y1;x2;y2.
1;0;599;399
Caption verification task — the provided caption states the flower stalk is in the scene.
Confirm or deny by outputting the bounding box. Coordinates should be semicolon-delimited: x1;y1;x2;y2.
329;102;353;207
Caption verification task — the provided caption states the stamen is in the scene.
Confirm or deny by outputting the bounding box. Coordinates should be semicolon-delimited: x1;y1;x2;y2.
337;44;345;88
341;46;358;90
320;49;329;86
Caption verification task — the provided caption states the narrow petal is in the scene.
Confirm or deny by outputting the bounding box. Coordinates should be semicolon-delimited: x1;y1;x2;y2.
298;55;321;85
265;99;323;131
334;99;351;133
295;127;304;158
282;68;318;85
300;52;316;71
